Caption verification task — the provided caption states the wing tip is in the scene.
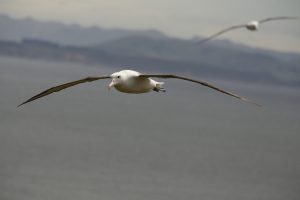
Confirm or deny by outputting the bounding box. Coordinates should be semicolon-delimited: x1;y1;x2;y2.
241;97;261;107
17;97;35;107
17;100;29;107
251;102;262;107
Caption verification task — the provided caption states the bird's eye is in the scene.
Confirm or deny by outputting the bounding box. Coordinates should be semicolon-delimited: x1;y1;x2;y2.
117;76;120;78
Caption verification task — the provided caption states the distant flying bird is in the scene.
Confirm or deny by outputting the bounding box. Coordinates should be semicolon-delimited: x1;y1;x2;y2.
18;70;259;107
198;16;299;44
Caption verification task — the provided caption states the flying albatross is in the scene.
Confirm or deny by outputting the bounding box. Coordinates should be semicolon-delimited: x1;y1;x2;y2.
18;70;259;107
198;16;299;44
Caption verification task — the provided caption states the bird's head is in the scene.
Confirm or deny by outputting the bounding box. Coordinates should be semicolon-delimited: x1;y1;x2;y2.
246;21;259;31
108;70;140;90
108;71;124;90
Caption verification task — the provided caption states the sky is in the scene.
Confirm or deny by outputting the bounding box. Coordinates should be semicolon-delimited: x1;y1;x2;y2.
0;0;300;52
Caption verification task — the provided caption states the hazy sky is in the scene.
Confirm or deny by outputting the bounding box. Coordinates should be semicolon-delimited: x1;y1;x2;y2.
0;0;299;52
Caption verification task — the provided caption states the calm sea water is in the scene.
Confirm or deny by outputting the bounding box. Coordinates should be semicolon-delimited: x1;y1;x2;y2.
1;56;300;200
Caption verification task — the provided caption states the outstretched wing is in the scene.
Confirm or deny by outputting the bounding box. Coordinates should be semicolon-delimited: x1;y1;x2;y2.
18;76;110;107
259;16;299;24
139;74;260;106
198;24;246;45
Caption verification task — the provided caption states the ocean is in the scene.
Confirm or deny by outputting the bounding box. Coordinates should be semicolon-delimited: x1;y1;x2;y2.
1;56;299;200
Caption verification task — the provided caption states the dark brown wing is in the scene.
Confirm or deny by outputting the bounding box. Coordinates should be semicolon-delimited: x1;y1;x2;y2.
18;76;110;107
139;74;260;106
198;24;246;45
259;16;299;24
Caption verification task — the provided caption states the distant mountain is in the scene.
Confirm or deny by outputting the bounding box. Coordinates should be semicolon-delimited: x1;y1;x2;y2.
95;35;300;85
0;14;166;46
1;38;300;87
0;15;300;87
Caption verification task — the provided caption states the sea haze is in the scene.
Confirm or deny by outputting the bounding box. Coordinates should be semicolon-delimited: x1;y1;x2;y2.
0;56;300;200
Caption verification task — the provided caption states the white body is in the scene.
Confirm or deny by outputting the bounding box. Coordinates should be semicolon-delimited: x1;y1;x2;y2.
108;70;163;93
246;21;259;31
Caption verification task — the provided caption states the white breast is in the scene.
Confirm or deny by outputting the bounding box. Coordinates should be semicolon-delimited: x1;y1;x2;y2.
115;77;155;94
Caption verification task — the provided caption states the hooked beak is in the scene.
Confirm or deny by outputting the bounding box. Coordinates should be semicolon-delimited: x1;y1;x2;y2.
108;80;115;90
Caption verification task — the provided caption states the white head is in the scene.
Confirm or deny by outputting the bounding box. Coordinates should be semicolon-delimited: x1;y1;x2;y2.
108;70;141;90
246;21;259;31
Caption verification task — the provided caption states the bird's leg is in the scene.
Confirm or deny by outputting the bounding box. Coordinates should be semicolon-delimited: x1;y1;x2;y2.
159;88;166;92
153;82;166;92
153;87;166;92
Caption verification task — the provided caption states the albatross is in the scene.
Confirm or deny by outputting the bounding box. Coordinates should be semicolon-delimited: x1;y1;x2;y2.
18;70;259;107
198;16;298;44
